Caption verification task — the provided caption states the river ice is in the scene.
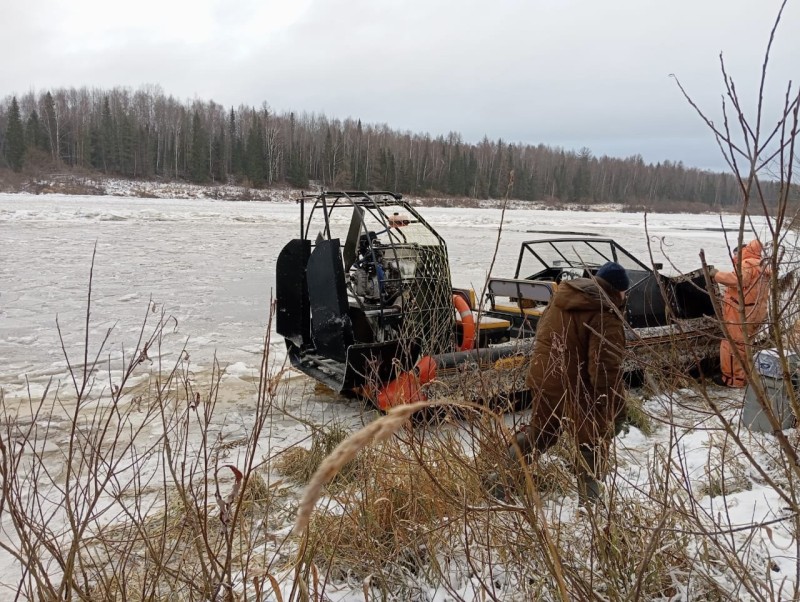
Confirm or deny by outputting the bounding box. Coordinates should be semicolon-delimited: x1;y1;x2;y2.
0;193;767;402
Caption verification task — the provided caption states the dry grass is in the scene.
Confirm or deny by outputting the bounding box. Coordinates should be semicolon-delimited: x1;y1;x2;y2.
622;392;654;436
304;434;482;580
291;401;707;598
273;422;357;486
81;471;280;600
3;266;800;601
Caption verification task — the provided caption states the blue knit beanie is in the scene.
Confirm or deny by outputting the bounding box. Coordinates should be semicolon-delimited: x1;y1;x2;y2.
596;261;629;292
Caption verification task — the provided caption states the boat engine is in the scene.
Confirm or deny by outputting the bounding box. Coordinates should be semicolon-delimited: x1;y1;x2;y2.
351;232;385;303
352;260;384;302
350;233;415;306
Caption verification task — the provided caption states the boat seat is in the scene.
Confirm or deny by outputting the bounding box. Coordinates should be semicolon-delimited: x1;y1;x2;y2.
477;315;512;330
452;287;478;309
487;278;554;302
470;314;512;345
487;278;554;318
492;303;548;317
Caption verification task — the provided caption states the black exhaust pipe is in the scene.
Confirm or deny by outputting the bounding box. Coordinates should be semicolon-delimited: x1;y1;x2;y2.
431;340;534;370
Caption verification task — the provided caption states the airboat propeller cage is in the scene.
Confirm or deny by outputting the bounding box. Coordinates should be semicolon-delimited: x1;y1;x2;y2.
276;191;457;393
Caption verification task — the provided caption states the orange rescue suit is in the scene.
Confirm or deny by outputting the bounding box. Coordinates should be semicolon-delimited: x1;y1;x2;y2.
713;239;770;387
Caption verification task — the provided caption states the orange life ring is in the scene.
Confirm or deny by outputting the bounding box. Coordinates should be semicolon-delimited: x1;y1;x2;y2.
376;355;437;411
453;293;476;351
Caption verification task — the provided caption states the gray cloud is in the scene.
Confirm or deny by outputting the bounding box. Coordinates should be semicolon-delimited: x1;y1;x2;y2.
2;0;797;172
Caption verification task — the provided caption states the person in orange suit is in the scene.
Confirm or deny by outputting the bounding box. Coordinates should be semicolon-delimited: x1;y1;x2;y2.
709;239;770;387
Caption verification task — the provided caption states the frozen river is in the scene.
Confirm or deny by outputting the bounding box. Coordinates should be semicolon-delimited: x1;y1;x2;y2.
0;193;767;403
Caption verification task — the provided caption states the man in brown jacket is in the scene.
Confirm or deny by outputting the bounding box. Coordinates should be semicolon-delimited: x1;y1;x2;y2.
509;260;629;504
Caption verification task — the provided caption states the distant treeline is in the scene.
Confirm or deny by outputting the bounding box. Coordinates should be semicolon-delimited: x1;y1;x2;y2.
0;85;780;209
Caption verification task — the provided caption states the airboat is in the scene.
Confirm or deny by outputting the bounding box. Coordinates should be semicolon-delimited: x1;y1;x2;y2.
275;191;720;410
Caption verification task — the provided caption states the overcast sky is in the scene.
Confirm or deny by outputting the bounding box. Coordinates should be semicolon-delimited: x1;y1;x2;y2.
2;0;798;172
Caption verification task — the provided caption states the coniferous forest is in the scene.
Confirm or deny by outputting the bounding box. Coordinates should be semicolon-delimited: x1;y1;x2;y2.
0;85;782;210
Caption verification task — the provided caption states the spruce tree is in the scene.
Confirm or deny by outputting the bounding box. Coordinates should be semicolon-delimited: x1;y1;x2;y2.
572;147;592;202
118;114;135;176
189;111;208;183
100;97;114;172
323;128;335;185
211;127;225;182
6;97;26;171
228;108;238;176
25;109;46;152
89;125;103;169
42;92;58;162
398;157;413;193
287;150;308;188
245;114;266;187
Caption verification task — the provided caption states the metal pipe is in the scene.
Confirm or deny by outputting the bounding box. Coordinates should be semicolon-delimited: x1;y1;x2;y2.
431;340;534;370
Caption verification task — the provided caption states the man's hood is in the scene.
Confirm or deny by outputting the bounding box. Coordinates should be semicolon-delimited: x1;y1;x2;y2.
552;278;621;313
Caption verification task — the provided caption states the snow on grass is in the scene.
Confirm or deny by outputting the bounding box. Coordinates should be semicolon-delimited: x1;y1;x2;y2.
0;192;794;599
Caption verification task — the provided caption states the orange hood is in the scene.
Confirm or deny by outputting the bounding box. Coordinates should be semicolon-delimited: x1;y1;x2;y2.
738;239;763;263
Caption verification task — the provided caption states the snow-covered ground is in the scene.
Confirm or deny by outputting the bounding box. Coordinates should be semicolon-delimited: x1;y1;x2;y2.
0;193;793;599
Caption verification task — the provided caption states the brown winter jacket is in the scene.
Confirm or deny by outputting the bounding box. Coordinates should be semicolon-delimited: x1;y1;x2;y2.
524;277;627;446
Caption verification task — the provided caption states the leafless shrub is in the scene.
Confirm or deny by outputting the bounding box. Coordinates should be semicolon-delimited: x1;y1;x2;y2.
0;255;294;601
3;8;800;600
